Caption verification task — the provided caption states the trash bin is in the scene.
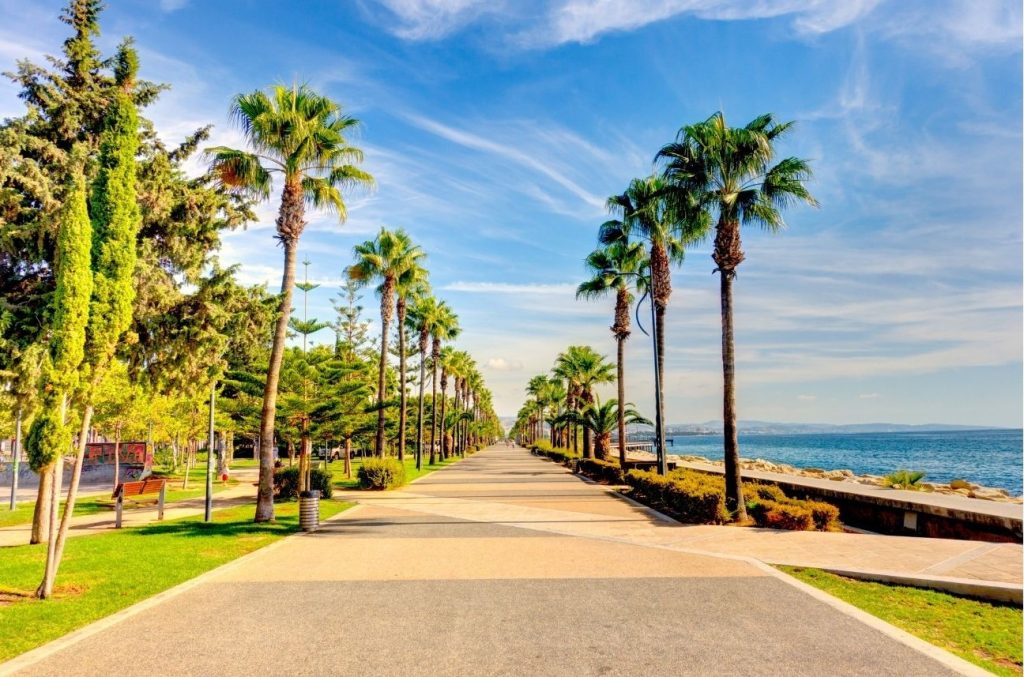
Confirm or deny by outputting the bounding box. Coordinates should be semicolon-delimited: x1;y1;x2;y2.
299;490;320;531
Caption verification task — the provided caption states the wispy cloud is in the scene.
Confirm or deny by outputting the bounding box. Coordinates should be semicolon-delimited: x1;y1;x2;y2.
444;281;578;295
485;356;524;371
403;113;607;210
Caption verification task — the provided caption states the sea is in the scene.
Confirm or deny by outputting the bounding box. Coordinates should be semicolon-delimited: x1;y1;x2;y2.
667;429;1024;495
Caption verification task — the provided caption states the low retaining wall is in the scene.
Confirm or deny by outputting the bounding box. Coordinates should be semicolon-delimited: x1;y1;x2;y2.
679;462;1022;543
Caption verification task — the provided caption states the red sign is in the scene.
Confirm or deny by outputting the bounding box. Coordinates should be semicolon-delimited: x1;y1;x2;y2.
84;442;150;466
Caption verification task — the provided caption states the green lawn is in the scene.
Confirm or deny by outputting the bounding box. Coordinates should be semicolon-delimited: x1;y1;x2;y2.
780;566;1023;676
0;499;352;662
332;453;464;490
1;480;240;529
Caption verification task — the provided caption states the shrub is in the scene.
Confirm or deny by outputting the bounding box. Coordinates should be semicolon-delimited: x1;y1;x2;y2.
883;469;927;490
625;469;728;524
805;500;841;531
357;458;406;490
530;440;580;466
749;499;813;530
949;479;972;490
273;466;334;499
743;482;786;502
577;458;624;484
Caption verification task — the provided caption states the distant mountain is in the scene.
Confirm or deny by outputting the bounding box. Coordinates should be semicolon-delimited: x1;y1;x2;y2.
662;421;1012;435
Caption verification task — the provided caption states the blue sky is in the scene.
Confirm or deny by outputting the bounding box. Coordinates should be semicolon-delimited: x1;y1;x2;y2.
2;0;1021;426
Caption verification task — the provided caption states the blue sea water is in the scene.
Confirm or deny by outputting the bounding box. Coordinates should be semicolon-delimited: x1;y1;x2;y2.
668;429;1024;495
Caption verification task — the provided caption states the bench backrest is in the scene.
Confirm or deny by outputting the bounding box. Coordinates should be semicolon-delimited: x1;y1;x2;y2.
114;478;166;498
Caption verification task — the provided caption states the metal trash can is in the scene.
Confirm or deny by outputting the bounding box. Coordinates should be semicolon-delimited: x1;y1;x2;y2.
299;490;320;531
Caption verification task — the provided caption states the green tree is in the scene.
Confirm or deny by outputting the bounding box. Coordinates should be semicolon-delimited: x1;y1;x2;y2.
427;303;459;465
657;111;817;517
393;257;429;461
24;149;92;563
559;398;650;461
407;296;441;470
207;84;373;523
576;239;646;466
40;57;142;598
552;346;614;460
348;228;425;457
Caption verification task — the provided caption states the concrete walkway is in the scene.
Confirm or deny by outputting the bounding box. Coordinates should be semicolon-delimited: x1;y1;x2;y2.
0;470;259;547
5;446;992;676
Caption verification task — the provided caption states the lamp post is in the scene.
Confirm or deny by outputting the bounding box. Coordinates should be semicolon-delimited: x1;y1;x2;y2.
204;383;216;522
9;408;22;510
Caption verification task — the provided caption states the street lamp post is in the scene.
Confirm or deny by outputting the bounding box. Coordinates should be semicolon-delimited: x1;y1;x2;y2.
204;384;216;522
9;408;22;510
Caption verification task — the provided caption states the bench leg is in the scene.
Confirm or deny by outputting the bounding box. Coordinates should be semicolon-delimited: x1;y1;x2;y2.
157;484;165;521
115;495;123;529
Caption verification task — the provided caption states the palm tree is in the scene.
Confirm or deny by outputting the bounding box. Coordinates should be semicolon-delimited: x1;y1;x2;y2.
207;84;373;522
600;178;698;475
428;304;459;464
657;111;817;518
394;262;429;462
553;346;614;459
349;227;426;457
577;240;646;467
407;296;444;470
561;398;651;460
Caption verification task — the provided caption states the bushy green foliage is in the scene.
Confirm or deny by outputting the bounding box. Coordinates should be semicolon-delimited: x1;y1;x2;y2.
273;466;333;499
748;500;813;530
530;440;580;465
86;87;140;382
626;469;729;524
25;409;71;473
745;482;841;531
357;457;406;490
25;155;93;471
883;469;927;490
577;458;624;484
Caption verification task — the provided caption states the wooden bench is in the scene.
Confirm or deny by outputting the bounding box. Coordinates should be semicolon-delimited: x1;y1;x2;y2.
112;478;167;528
622;459;677;472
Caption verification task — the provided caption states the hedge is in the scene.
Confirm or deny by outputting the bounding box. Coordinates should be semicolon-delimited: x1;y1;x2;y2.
577;458;623;484
357;457;406;490
745;482;841;531
626;468;729;524
529;440;580;465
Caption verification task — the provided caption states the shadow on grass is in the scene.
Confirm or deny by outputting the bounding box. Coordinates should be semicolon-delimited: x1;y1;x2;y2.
133;516;298;539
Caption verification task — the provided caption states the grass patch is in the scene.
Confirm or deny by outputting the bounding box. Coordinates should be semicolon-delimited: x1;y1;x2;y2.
0;499;352;662
333;454;463;490
1;481;240;529
780;566;1023;676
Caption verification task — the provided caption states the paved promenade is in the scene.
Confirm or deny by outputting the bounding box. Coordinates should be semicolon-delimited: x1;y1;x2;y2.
6;446;990;676
0;470;259;547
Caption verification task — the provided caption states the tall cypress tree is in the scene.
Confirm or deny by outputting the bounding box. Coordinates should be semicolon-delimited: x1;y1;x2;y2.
24;148;93;597
38;44;140;598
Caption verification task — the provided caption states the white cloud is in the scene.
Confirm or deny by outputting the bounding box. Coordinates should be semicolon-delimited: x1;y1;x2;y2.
444;281;578;295
159;0;190;11
532;0;880;46
403;113;606;210
797;394;817;401
373;0;498;39
859;393;881;399
485;357;524;371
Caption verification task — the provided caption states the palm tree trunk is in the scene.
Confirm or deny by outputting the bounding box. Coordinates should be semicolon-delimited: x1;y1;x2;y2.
256;175;307;523
720;268;745;519
375;277;395;457
416;334;427;471
616;336;626;467
439;373;449;459
429;337;439;465
397;301;408;462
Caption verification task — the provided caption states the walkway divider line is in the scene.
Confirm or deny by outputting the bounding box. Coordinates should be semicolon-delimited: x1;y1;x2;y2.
0;503;364;677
